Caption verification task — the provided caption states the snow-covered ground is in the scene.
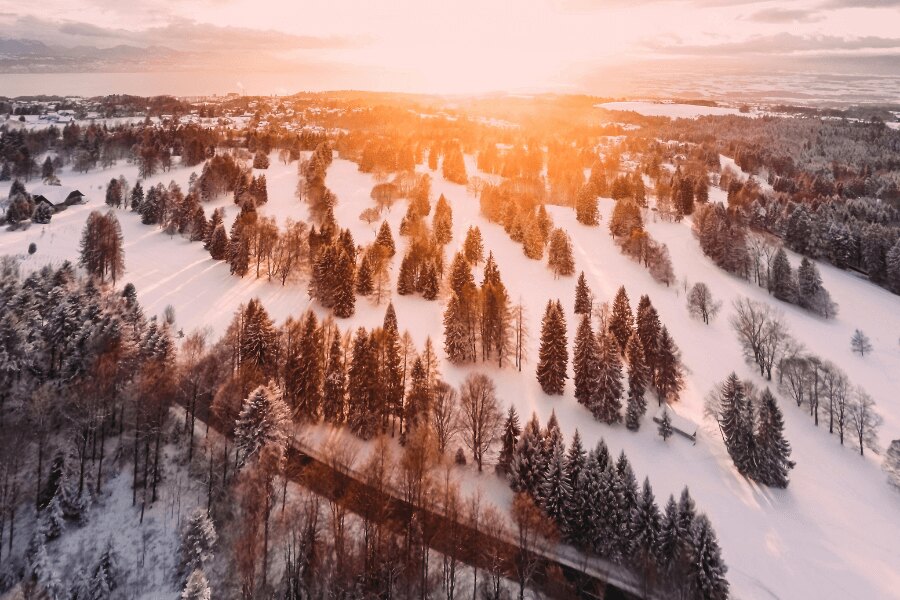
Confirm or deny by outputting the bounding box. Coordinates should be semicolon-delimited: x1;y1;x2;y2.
596;101;748;119
2;152;900;600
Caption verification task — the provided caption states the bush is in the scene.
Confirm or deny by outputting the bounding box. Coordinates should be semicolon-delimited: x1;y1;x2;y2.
28;242;37;255
454;447;467;466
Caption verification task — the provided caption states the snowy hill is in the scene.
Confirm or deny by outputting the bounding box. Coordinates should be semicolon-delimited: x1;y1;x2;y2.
1;152;899;600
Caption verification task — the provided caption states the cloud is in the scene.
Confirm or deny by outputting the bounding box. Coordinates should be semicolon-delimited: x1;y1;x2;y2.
0;16;365;54
743;7;824;23
645;33;900;56
818;0;900;7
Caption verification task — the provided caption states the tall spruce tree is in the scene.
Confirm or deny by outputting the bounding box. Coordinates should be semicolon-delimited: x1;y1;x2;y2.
755;388;794;488
609;286;634;352
688;515;730;600
536;300;568;395
771;248;796;302
625;333;649;430
636;295;662;383
509;413;545;498
497;405;522;476
322;335;346;424
591;331;623;424
574;271;592;315
654;326;684;404
573;314;599;408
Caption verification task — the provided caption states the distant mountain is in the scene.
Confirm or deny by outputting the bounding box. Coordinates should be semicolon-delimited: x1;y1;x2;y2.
0;38;183;72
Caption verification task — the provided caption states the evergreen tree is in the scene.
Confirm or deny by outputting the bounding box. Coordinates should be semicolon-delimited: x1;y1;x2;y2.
687;515;730;600
541;438;571;526
420;263;439;300
179;509;217;577
716;374;755;477
375;221;396;257
547;228;575;278
797;257;836;318
654;326;684;404
234;384;289;466
322;335;346;424
497;405;522;476
348;328;376;438
625;333;649;431
658;408;673;441
575;184;599;226
397;251;417;295
573;314;599;408
130;181;144;213
755;388;794;488
562;430;586;536
509;413;545;498
770;248;796;302
574;271;592;315
463;225;484;264
631;477;661;577
208;225;228;260
443;292;470;363
609;286;634;352
522;216;544;260
404;357;430;439
591;332;623;424
480;252;510;365
40;491;65;540
332;249;356;318
382;303;404;430
657;495;679;573
636;295;661;382
433;193;453;245
536;300;568;395
355;252;374;296
181;569;212;600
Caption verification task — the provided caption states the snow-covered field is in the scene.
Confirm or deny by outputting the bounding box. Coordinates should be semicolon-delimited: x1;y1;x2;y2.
2;152;899;600
596;101;748;119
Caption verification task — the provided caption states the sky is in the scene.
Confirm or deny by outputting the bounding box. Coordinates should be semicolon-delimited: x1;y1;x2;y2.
0;0;899;95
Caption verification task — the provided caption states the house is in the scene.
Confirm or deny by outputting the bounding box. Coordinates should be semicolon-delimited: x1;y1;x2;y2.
653;404;698;442
28;186;87;213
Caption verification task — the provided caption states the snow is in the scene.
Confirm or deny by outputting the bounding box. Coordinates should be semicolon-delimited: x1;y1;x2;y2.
2;151;900;600
596;101;747;119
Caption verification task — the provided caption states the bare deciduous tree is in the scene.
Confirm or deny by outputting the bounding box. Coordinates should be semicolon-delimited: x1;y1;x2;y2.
687;282;721;324
848;388;882;456
430;381;460;455
731;297;790;380
458;374;504;472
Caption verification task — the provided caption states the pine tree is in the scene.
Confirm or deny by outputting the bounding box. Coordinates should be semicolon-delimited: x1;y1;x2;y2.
657;495;679;573
631;477;661;575
770;248;796;302
332;249;356;318
179;509;217;576
356;252;374;296
547;228;575;278
609;286;634;352
591;332;623;424
375;221;396;257
654;326;684;404
636;295;661;382
443;292;469;363
575;184;599;226
463;225;484;264
397;251;417;295
207;224;228;260
625;333;649;431
497;405;522;476
523;216;544;260
433;193;453;245
797;257;835;317
404;357;429;439
420;263;439;300
181;569;212;600
658;408;673;441
755;388;794;488
480;252;511;365
716;374;755;477
234;384;289;466
40;490;65;540
348;328;376;438
382;304;404;431
536;300;568;395
322;335;346;424
574;271;592;315
573;314;599;408
541;439;571;526
687;515;730;600
562;430;586;537
509;413;545;498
